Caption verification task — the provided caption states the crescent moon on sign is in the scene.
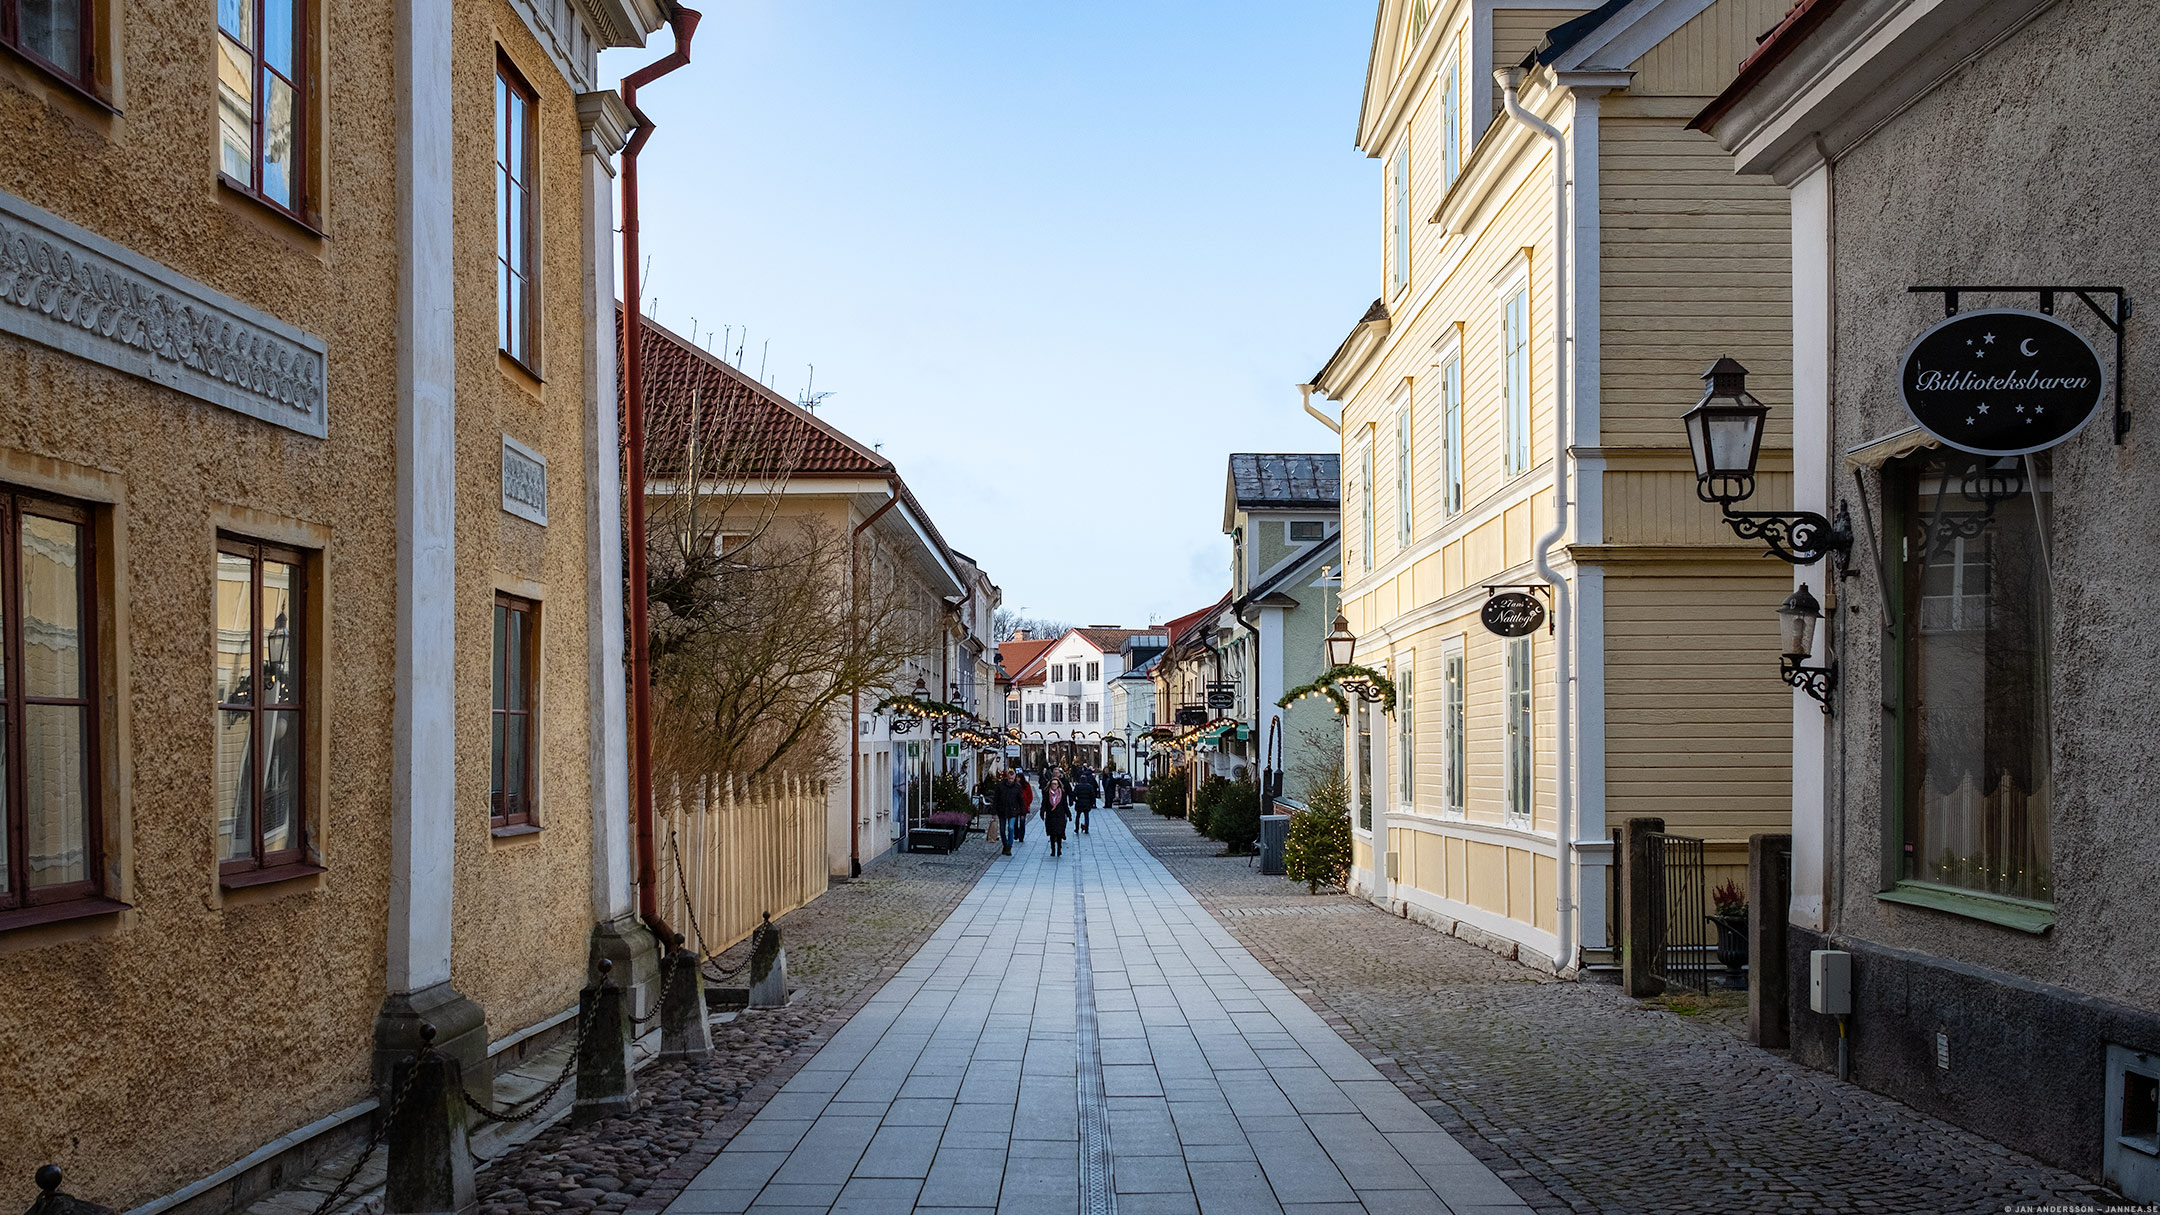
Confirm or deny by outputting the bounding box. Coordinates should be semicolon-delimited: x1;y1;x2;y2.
2020;338;2039;357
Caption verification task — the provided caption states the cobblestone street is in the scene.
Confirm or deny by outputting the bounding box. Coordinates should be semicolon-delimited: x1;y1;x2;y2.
1115;809;2117;1214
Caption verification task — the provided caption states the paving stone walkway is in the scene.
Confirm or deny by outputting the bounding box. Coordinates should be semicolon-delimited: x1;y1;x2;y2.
664;809;1527;1214
1115;808;2119;1215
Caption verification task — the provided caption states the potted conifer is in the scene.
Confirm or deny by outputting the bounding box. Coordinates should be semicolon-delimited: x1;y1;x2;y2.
1707;880;1749;974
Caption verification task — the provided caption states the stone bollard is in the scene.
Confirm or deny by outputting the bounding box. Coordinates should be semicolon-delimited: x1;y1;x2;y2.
1620;817;1666;998
26;1167;114;1215
573;959;637;1126
659;938;712;1062
384;1025;475;1215
747;913;786;1008
1748;833;1794;1048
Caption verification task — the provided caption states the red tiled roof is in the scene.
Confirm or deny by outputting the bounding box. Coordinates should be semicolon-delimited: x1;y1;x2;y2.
622;304;889;481
1162;596;1229;650
1000;638;1056;685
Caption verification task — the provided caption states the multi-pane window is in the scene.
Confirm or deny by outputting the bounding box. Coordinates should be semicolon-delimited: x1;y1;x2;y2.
215;539;306;878
1359;434;1375;572
1396;656;1414;808
1085;701;1100;723
218;0;307;216
1085;661;1100;682
1051;703;1065;724
1007;702;1019;726
1442;645;1465;817
1892;451;2054;903
1442;353;1464;515
4;0;93;89
1502;285;1531;477
496;57;539;366
491;595;538;829
1050;662;1063;682
0;489;99;917
1396;397;1414;548
1356;699;1374;831
1290;520;1325;542
1442;57;1460;189
1390;139;1410;294
1505;636;1532;824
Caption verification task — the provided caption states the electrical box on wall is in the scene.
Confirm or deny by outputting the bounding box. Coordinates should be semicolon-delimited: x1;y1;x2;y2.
1811;949;1852;1015
1386;851;1400;881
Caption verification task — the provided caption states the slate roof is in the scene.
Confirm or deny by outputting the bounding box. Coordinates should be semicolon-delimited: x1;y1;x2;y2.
1228;454;1341;509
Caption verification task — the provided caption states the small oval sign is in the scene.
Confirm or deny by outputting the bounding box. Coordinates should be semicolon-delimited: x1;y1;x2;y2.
1899;308;2105;456
1481;592;1545;637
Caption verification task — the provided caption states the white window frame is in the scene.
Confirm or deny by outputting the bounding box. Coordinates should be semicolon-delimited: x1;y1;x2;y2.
1359;430;1375;573
1396;651;1415;810
1394;383;1414;550
1441;636;1466;818
1442;51;1460;190
1504;635;1533;826
1498;263;1532;480
1390;135;1410;296
1435;331;1464;518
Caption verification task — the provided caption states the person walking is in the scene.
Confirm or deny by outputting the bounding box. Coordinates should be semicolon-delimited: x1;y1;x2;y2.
1073;765;1098;835
1016;771;1033;843
992;770;1025;856
1042;777;1070;857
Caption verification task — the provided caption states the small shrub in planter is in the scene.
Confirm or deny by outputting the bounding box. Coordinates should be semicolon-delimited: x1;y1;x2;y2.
1147;769;1188;817
1284;773;1352;893
1707;879;1748;972
932;772;972;819
1191;775;1231;836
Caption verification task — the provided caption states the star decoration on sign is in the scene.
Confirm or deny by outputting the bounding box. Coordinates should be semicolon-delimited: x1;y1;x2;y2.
1978;404;1989;414
1983;333;1996;344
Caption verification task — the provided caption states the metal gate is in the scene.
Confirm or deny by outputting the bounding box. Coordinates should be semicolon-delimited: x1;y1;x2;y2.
1647;830;1710;994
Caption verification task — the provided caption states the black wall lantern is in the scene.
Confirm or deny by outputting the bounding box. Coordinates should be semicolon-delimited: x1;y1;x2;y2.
1321;613;1384;702
1684;358;1854;569
1777;584;1835;713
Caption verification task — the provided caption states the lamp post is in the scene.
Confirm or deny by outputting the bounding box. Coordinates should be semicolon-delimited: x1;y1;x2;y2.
1682;358;1853;568
1777;584;1836;713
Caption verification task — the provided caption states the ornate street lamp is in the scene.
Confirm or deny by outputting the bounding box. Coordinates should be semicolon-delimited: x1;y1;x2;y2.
1325;612;1357;669
1777;584;1836;713
1683;358;1853;567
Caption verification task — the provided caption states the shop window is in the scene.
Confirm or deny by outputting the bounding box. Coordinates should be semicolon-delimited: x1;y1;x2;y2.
218;0;312;219
1889;450;2053;903
1357;700;1374;831
215;537;312;881
1442;643;1465;816
496;54;539;368
0;489;103;922
1505;636;1532;824
491;594;538;830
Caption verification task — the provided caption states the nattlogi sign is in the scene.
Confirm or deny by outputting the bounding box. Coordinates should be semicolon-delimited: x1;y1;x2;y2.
1206;690;1236;709
1481;592;1545;637
1899;308;2106;456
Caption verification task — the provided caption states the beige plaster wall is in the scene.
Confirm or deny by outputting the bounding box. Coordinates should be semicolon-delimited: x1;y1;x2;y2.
0;0;404;1202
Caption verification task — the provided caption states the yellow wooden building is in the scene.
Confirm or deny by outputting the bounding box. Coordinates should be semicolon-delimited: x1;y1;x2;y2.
1311;0;1800;971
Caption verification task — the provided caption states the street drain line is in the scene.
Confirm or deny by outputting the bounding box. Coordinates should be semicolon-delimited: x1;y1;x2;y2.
1074;865;1117;1215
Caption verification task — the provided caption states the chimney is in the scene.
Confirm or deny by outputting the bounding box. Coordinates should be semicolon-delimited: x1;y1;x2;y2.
1012;628;1027;641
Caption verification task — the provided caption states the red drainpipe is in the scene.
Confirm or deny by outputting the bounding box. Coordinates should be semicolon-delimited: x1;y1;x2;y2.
620;5;702;930
849;482;901;877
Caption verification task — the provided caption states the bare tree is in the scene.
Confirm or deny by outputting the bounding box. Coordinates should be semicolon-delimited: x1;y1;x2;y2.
639;382;931;782
994;608;1070;642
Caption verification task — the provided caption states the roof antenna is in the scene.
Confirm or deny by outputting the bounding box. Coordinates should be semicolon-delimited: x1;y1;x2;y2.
733;327;746;368
647;295;659;319
758;339;770;384
797;363;834;413
689;317;699;345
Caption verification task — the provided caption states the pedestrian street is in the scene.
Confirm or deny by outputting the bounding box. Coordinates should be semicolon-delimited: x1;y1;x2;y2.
663;810;1532;1214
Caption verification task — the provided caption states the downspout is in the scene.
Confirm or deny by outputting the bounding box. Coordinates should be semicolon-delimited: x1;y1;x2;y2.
1497;66;1577;974
620;5;702;934
1231;598;1263;783
848;480;900;878
1298;383;1341;434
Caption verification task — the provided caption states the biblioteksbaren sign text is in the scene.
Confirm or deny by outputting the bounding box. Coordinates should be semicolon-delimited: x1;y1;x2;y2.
1899;308;2106;456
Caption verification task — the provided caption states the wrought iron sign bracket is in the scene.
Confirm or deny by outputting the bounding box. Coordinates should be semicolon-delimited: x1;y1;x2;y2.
1910;285;2129;443
1780;655;1835;715
1714;499;1856;574
1484;583;1555;634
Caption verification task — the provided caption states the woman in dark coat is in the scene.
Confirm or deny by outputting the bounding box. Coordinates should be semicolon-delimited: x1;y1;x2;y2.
1042;777;1070;856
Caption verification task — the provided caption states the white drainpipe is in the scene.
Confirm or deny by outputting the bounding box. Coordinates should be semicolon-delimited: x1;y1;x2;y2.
1497;66;1577;974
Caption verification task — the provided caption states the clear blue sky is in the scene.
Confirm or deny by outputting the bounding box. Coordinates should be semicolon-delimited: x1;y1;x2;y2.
605;2;1374;628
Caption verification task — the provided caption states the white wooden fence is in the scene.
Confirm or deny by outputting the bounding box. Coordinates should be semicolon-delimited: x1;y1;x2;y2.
651;774;830;958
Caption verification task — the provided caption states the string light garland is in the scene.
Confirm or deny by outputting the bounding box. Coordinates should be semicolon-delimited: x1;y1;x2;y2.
1277;664;1397;716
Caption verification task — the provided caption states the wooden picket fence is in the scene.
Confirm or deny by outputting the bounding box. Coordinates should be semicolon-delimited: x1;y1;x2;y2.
651;773;830;958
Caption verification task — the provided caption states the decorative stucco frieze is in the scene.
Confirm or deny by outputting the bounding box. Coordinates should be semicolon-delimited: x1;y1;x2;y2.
502;435;549;525
0;190;328;439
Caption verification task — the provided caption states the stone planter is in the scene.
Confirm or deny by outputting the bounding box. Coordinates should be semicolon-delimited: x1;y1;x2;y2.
1708;912;1749;973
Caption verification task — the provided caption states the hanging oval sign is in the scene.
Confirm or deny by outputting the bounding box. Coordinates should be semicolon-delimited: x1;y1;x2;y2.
1481;592;1545;637
1898;308;2106;456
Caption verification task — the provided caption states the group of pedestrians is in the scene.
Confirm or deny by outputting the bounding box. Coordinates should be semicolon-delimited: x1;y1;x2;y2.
982;764;1103;858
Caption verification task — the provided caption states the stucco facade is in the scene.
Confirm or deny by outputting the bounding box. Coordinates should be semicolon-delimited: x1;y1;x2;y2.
1700;0;2160;1191
0;0;663;1205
